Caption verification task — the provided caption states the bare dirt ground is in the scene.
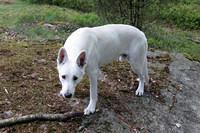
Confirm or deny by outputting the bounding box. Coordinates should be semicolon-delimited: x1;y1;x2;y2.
0;30;200;133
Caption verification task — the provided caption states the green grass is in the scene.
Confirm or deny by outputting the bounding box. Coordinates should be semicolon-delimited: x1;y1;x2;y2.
0;1;77;28
145;23;200;61
0;0;76;41
0;0;103;41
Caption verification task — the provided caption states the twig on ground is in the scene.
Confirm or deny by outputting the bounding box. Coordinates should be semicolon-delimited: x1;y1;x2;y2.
0;112;84;128
187;38;200;44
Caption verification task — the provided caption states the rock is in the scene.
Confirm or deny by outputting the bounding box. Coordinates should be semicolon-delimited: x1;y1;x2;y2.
31;73;39;78
169;53;200;133
123;53;200;133
17;113;22;117
4;110;13;117
147;50;168;58
43;23;56;30
80;52;200;133
80;109;132;133
38;77;43;81
33;58;46;63
40;124;47;131
176;123;181;128
59;122;65;126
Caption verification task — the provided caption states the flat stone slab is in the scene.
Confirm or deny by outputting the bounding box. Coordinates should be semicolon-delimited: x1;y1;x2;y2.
79;51;200;133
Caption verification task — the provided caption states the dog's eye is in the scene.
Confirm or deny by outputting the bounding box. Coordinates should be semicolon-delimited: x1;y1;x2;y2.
73;76;78;81
62;75;66;79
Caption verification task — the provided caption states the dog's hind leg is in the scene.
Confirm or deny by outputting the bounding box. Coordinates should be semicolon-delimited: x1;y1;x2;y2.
132;66;145;96
129;41;147;96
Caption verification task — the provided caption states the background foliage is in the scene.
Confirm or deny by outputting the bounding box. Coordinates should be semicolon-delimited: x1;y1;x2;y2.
3;0;199;61
22;0;200;30
22;0;95;12
160;1;200;29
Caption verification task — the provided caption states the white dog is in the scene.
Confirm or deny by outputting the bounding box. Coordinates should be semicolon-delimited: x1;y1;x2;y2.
57;24;149;115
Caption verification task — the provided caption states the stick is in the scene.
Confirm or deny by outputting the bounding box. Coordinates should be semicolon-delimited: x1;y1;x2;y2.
187;38;200;44
0;112;84;128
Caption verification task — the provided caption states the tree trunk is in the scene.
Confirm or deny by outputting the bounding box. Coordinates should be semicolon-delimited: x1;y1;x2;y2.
129;0;134;25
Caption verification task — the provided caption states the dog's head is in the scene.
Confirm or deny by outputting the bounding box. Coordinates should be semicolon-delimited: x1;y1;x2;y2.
57;47;86;98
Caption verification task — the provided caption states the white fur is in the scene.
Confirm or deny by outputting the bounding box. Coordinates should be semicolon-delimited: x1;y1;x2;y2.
57;24;149;115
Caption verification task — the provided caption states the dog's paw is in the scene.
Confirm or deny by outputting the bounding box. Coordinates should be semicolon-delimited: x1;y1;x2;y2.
135;88;144;96
84;106;95;115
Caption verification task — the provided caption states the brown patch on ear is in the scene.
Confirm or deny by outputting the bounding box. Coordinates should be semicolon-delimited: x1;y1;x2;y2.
77;51;86;67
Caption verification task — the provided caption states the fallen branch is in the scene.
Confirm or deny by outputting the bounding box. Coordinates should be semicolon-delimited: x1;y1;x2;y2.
187;38;200;44
0;112;84;128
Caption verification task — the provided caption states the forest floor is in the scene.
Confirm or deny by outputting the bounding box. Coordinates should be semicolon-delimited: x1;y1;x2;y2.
0;0;200;133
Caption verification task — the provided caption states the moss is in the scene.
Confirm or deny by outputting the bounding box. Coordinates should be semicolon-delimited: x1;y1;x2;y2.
184;52;200;62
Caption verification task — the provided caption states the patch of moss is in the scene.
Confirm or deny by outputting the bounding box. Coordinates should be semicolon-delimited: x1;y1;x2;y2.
184;52;200;62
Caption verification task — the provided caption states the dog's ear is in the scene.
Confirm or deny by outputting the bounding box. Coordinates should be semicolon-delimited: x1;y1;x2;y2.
76;51;86;68
57;47;68;64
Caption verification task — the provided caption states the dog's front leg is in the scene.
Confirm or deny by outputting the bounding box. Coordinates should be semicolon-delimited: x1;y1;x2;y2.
84;70;98;115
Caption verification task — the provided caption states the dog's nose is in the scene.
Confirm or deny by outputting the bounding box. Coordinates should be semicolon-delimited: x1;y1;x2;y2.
64;93;72;98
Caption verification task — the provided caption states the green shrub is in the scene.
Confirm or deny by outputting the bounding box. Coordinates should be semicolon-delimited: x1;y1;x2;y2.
160;3;200;30
22;0;95;12
73;13;103;27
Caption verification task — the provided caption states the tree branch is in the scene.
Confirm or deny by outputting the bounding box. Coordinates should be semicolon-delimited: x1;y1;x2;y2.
0;112;84;128
187;38;200;44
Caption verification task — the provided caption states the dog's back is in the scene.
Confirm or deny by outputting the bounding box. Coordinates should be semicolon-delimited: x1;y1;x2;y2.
91;24;147;65
64;24;146;65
